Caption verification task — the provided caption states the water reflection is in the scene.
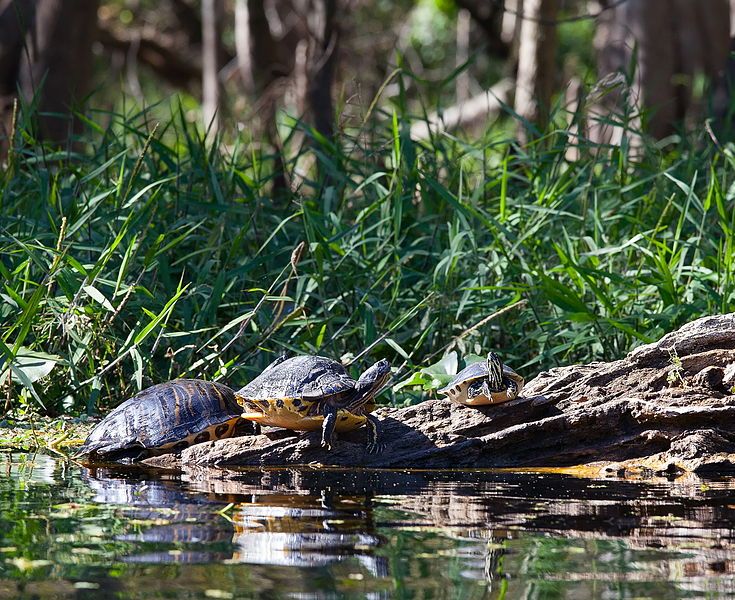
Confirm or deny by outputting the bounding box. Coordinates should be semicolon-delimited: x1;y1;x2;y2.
1;453;735;598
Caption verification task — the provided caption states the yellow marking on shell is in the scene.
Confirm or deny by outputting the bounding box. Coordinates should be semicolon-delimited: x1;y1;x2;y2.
173;385;182;424
154;417;240;451
212;383;227;412
240;397;369;432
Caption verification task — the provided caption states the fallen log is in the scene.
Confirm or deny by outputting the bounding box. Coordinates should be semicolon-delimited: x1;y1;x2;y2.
144;313;735;475
409;78;514;140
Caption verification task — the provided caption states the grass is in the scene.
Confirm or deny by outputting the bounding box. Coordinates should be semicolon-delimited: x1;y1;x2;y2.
1;81;734;416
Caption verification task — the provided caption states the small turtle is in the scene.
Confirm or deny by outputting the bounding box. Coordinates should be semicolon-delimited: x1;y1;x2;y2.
438;352;523;406
236;355;391;454
77;379;244;461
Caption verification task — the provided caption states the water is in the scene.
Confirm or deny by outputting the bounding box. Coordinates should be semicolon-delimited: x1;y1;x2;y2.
1;453;734;599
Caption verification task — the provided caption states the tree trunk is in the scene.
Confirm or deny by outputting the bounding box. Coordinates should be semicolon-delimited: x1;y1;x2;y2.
501;0;523;46
454;0;508;59
513;0;560;143
8;0;99;146
306;0;338;142
234;0;254;93
592;0;730;142
238;0;286;97
455;8;471;105
237;0;295;197
201;0;223;135
0;0;33;152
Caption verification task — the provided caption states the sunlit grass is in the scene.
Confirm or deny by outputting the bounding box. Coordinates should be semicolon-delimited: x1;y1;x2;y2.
1;84;734;415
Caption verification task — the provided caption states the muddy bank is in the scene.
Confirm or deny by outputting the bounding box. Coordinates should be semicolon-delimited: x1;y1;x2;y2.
145;314;735;475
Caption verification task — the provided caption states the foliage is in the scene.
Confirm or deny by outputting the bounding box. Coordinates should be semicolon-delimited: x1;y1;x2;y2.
1;75;734;415
0;417;89;452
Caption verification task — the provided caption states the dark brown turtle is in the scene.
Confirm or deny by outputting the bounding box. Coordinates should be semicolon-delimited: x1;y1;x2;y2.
76;379;244;461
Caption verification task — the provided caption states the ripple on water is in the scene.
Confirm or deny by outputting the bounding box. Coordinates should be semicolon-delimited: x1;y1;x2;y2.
1;453;735;598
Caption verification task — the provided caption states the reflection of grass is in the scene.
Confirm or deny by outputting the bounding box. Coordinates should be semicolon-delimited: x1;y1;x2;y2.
2;79;734;417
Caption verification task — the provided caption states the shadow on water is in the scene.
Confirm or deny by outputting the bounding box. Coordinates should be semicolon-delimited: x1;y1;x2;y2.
2;452;735;598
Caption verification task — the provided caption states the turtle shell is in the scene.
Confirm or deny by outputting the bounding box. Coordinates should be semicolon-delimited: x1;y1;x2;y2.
236;355;371;432
78;379;243;460
238;355;355;400
438;360;524;406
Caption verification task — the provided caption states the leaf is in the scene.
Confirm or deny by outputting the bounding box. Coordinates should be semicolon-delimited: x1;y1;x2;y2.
395;351;460;393
393;371;431;392
133;284;188;345
83;285;115;312
11;351;59;383
461;354;486;368
422;351;458;377
131;347;143;391
0;346;62;407
315;323;327;349
385;338;409;359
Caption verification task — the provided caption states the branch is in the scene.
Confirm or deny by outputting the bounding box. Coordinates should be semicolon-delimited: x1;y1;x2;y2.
410;78;514;140
96;22;201;91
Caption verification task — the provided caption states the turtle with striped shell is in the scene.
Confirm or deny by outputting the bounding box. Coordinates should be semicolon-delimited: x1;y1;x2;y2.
236;355;391;454
77;379;244;461
438;352;523;406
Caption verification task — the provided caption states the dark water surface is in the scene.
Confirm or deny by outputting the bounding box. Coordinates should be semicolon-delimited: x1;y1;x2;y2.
1;453;735;599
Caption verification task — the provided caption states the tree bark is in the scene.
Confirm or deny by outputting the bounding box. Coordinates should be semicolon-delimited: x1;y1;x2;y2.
234;0;254;93
454;0;508;59
592;0;730;142
513;0;560;143
201;0;223;135
0;0;33;151
501;0;523;46
455;8;471;105
7;0;99;146
306;0;338;142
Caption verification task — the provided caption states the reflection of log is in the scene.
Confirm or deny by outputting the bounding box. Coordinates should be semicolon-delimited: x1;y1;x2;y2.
146;314;735;475
410;78;514;140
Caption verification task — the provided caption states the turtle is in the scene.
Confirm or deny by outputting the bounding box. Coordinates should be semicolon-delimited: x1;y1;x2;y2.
235;355;391;454
438;352;523;406
76;379;245;461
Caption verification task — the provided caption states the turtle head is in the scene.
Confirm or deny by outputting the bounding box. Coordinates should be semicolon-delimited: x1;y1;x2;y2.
349;359;391;409
485;352;505;392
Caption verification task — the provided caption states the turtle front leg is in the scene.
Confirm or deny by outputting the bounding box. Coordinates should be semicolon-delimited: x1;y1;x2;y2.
504;377;519;400
467;380;485;399
480;377;519;401
364;413;384;454
321;405;337;450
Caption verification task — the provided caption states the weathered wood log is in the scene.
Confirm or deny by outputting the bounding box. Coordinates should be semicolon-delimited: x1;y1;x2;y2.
145;314;735;475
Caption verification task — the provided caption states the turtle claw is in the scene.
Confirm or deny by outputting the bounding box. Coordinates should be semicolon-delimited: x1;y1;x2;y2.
321;439;333;451
366;441;385;455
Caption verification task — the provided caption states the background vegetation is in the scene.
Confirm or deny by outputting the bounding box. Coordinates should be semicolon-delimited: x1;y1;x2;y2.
1;0;734;415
